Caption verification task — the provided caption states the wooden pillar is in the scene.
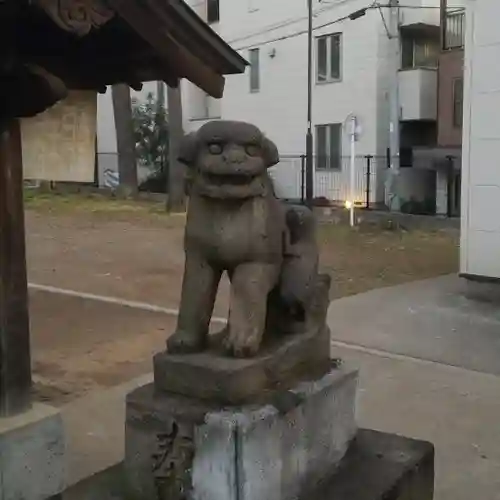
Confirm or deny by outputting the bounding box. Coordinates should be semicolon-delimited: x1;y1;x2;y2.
0;120;32;417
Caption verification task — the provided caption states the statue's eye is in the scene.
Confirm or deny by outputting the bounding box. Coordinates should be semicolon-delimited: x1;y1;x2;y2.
208;143;223;155
245;144;259;157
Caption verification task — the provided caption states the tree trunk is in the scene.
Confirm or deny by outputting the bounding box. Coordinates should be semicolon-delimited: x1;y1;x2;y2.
111;84;137;196
167;84;186;213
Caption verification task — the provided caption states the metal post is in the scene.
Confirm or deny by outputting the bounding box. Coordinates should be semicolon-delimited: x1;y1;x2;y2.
305;0;314;207
349;116;356;227
300;155;306;204
0;120;32;417
365;155;372;210
446;155;454;218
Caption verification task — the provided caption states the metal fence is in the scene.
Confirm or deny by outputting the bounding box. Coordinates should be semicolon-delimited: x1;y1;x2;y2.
269;153;462;216
269;155;382;209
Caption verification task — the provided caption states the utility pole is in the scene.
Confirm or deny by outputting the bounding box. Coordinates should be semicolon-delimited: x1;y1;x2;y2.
386;0;401;211
305;0;314;207
167;83;186;213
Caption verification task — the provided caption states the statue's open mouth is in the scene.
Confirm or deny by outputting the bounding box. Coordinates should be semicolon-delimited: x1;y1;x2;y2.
202;172;257;186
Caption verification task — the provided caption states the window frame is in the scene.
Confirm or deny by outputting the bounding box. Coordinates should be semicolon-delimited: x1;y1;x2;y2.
315;123;343;171
206;0;219;24
401;34;438;70
249;48;260;93
316;33;342;84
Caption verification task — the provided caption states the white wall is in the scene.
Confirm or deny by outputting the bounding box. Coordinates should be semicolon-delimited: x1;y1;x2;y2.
183;0;392;201
436;169;449;215
399;68;438;121
461;0;500;278
399;0;440;27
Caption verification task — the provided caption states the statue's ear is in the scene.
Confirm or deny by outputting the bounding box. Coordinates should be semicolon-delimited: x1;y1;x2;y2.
178;132;199;167
262;137;279;168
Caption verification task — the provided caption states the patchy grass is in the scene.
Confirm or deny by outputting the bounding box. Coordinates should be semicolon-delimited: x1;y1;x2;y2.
23;189;185;224
25;191;459;300
318;223;459;299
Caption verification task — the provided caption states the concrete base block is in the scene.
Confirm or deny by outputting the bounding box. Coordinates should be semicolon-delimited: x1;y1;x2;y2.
125;367;358;500
310;429;435;500
0;404;65;500
461;277;500;304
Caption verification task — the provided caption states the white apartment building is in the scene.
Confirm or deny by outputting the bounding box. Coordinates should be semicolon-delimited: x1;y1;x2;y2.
460;0;500;282
182;0;441;207
96;0;443;208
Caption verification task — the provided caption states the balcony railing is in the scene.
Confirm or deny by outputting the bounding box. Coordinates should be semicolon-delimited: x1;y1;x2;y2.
443;9;465;50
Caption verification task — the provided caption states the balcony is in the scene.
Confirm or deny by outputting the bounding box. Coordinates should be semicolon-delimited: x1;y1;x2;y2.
399;68;438;121
399;0;440;29
443;9;465;50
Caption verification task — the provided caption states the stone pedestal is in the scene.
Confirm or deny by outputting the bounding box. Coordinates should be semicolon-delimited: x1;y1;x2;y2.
0;404;65;500
153;325;332;406
125;367;358;500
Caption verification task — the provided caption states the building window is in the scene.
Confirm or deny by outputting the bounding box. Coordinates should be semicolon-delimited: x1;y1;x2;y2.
453;78;463;129
249;48;260;92
316;34;342;83
401;34;438;69
316;124;342;170
207;0;219;24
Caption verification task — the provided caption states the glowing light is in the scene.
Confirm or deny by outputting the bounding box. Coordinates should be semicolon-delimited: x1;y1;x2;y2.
344;200;353;210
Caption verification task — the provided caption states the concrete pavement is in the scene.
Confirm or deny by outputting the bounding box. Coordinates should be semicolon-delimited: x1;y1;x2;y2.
329;275;500;500
328;275;500;375
58;275;500;499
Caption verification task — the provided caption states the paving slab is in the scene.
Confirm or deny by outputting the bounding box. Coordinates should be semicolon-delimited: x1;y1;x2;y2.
328;275;500;375
61;374;153;487
335;348;500;500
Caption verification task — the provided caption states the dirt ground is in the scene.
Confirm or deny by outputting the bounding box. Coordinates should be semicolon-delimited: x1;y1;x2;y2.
25;193;459;404
31;290;177;406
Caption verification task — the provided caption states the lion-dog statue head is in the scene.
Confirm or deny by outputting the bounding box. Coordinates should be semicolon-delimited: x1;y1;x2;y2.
179;120;279;199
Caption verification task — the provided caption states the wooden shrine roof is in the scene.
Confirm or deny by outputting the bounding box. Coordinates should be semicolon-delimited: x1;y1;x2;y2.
1;0;247;117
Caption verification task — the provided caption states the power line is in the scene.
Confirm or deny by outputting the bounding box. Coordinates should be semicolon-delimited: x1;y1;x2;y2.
234;2;377;51
232;2;464;52
226;0;364;46
381;3;463;8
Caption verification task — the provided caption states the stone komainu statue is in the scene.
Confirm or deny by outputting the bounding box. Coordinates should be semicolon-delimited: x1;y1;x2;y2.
167;121;323;358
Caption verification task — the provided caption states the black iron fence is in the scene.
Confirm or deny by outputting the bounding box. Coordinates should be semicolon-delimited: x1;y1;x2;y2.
269;153;461;217
269;155;383;209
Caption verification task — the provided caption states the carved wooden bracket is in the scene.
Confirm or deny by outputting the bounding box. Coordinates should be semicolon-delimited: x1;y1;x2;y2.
36;0;115;36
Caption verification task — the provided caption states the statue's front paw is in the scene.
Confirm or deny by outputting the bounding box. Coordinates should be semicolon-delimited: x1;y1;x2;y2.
222;329;261;358
167;330;206;354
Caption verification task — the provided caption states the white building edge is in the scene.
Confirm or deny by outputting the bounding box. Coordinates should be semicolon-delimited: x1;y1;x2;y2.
460;0;500;282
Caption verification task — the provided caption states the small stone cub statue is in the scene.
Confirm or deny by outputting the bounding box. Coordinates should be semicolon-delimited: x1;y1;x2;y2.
167;120;319;358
